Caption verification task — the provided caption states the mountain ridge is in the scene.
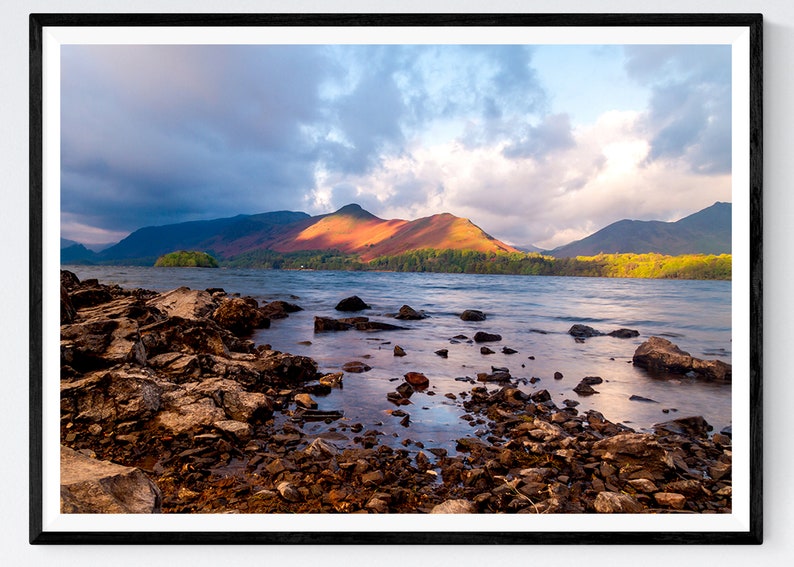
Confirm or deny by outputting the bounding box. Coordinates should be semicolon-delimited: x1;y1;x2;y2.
546;202;731;257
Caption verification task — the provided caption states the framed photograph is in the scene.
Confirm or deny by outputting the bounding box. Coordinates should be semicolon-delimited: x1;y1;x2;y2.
30;13;762;544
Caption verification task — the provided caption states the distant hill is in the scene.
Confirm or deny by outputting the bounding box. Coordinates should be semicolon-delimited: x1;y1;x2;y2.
95;204;517;264
547;202;731;258
61;243;97;264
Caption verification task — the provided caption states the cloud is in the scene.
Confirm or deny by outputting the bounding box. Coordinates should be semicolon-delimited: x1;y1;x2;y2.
624;45;732;175
60;43;732;250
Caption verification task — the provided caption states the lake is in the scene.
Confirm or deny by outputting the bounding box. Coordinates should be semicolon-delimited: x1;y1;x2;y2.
63;265;733;451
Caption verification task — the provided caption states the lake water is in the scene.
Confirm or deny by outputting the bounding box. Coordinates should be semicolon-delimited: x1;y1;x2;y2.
64;266;733;451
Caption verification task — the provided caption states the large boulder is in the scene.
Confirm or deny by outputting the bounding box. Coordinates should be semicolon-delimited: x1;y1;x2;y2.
146;287;217;320
473;331;502;343
138;316;235;357
212;297;270;335
60;445;162;513
314;316;353;332
633;337;732;380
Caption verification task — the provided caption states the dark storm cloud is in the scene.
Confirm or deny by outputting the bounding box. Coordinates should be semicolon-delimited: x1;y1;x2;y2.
624;45;732;174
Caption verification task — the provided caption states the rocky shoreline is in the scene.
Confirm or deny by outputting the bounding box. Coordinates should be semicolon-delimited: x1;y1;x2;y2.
59;270;732;514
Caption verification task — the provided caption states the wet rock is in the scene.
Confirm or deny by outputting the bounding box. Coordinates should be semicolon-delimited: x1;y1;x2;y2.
554;371;564;380
501;347;518;354
335;296;370;312
303;438;339;459
581;376;603;385
396;382;414;398
573;382;598;396
342;361;371;373
592;433;674;479
212;297;269;335
260;300;303;319
61;269;81;290
633;337;731;380
147;352;201;382
568;324;603;338
257;350;319;383
355;320;408;331
404;372;429;388
628;479;658;493
630;394;658;403
593;491;643;513
473;331;502;343
319;372;344;388
139;317;232;357
530;389;552;403
435;349;449;358
608;328;640;338
460;310;486;322
393;345;407;357
480;346;495;355
654;416;712;438
60;445;161;513
70;287;114;310
431;499;476;513
294;393;318;409
61;285;77;324
313;316;353;332
395;305;427;320
477;371;511;383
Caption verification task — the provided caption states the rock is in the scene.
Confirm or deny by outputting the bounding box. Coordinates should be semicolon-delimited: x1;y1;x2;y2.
608;328;640;338
146;287;217;320
593;491;644;513
303;438;339;459
431;499;476;514
260;300;303;319
257;350;319;383
354;321;408;331
395;305;427;320
361;470;385;486
313;316;353;332
396;382;414;398
393;345;407;357
501;347;518;354
629;394;658;403
294;393;317;409
214;419;253;441
633;336;731;380
70;287;114;310
404;372;429;387
212;297;269;335
460;310;486;322
342;361;371;373
573;382;598;396
530;389;552;403
568;324;603;338
319;372;344;388
628;479;658;493
434;349;449;358
480;346;495;355
61;269;81;290
553;371;564;380
277;481;302;502
473;331;502;343
61;317;146;371
581;376;603;385
61;367;162;423
60;445;161;513
654;416;712;438
477;371;511;383
147;352;201;382
335;295;370;311
61;285;77;324
654;492;687;510
592;433;674;479
153;398;227;435
139;316;232;357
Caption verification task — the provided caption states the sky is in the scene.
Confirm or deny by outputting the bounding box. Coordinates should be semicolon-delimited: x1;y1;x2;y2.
60;43;732;249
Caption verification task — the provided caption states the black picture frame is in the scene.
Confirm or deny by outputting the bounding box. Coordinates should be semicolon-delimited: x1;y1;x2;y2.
30;12;763;545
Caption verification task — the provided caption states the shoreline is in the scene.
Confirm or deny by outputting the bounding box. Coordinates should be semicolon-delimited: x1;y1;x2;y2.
58;270;733;514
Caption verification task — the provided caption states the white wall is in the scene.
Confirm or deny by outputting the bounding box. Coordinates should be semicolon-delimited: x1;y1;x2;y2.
2;1;790;565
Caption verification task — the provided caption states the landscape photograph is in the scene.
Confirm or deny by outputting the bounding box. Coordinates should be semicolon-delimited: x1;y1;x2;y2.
53;32;742;527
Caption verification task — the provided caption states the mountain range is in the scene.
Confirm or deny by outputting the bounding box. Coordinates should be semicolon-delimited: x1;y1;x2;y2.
547;202;731;257
61;202;731;265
